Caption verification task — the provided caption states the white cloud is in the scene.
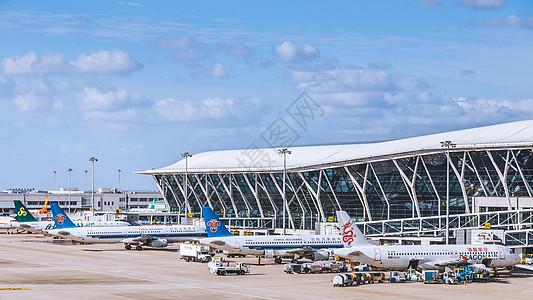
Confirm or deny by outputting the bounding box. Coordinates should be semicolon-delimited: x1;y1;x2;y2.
70;50;142;75
210;63;230;78
289;65;428;93
485;14;533;28
1;50;142;75
275;41;320;62
13;93;47;112
78;86;149;111
458;0;505;10
153;97;263;123
1;52;66;74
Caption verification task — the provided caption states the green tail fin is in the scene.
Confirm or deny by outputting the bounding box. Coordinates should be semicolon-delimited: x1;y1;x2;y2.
14;200;39;222
150;197;156;210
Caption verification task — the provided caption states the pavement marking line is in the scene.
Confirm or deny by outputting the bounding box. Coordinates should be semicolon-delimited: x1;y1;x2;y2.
1;256;275;300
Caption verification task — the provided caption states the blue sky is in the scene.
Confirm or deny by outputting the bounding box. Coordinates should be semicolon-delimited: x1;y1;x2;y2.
1;0;532;191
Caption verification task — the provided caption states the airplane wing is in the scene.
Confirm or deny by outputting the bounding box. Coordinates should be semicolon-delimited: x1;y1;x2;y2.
121;235;156;244
57;231;71;236
514;264;533;272
432;256;469;267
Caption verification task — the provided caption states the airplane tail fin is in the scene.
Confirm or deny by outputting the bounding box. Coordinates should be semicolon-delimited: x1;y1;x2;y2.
336;211;371;247
14;200;39;222
39;194;49;214
150;197;156;210
201;207;233;238
50;203;77;229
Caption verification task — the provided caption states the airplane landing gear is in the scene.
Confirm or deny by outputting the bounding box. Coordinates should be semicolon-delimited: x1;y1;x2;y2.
275;257;282;264
125;244;132;250
291;258;298;264
136;245;143;251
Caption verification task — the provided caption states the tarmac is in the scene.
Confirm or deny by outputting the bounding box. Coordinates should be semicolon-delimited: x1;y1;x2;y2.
0;233;532;300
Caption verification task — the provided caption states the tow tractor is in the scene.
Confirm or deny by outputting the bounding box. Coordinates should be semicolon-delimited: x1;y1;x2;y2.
208;257;250;275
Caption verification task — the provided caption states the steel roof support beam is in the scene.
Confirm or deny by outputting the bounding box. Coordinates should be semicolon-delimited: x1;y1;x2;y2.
466;152;489;198
369;163;390;220
511;150;533;198
447;152;471;214
322;169;342;211
393;158;421;218
487;150;512;209
162;175;182;213
286;175;308;229
172;174;189;213
218;174;238;217
231;174;253;216
343;166;372;221
298;172;326;222
206;175;228;217
269;173;295;229
243;173;264;218
256;174;278;214
194;174;213;209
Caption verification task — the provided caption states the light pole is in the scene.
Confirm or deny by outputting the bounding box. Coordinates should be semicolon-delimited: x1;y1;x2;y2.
440;140;456;245
67;168;72;213
89;156;98;213
278;148;291;235
181;152;192;215
84;170;88;191
118;169;121;191
53;171;57;190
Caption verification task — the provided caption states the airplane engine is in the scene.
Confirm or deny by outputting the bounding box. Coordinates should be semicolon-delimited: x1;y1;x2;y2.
148;239;168;247
306;250;329;261
470;264;490;274
264;249;275;258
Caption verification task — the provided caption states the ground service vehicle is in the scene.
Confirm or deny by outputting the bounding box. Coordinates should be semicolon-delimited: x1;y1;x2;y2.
208;257;249;275
368;272;386;283
389;271;406;283
423;270;440;283
284;263;302;274
180;243;213;262
404;268;422;281
332;274;354;287
442;272;458;284
302;262;322;273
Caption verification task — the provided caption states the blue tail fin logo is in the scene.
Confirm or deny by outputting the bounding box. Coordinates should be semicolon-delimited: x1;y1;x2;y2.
50;203;77;229
201;207;233;237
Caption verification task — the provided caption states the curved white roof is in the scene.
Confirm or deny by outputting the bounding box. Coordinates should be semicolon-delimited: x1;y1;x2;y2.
142;120;533;174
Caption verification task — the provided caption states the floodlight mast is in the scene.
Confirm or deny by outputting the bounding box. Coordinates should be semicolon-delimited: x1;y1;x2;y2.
89;157;98;213
181;152;193;215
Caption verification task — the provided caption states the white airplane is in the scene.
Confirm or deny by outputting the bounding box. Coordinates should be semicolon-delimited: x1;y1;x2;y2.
333;210;521;271
199;207;343;263
12;200;130;233
47;203;207;250
0;215;18;229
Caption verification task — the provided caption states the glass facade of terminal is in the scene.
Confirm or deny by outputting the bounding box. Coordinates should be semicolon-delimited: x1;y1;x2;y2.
153;148;533;230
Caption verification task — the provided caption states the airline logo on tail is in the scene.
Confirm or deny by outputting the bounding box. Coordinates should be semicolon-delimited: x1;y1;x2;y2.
341;219;356;247
17;207;28;217
55;214;66;225
207;219;220;232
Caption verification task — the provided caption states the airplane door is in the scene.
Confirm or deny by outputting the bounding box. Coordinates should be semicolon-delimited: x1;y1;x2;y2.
374;248;381;261
498;247;505;259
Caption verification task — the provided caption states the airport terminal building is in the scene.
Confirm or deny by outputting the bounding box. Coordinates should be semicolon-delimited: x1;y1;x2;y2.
141;120;533;249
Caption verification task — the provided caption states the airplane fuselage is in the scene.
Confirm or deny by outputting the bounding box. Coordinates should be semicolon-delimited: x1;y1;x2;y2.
47;225;207;244
200;234;344;256
334;244;520;270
